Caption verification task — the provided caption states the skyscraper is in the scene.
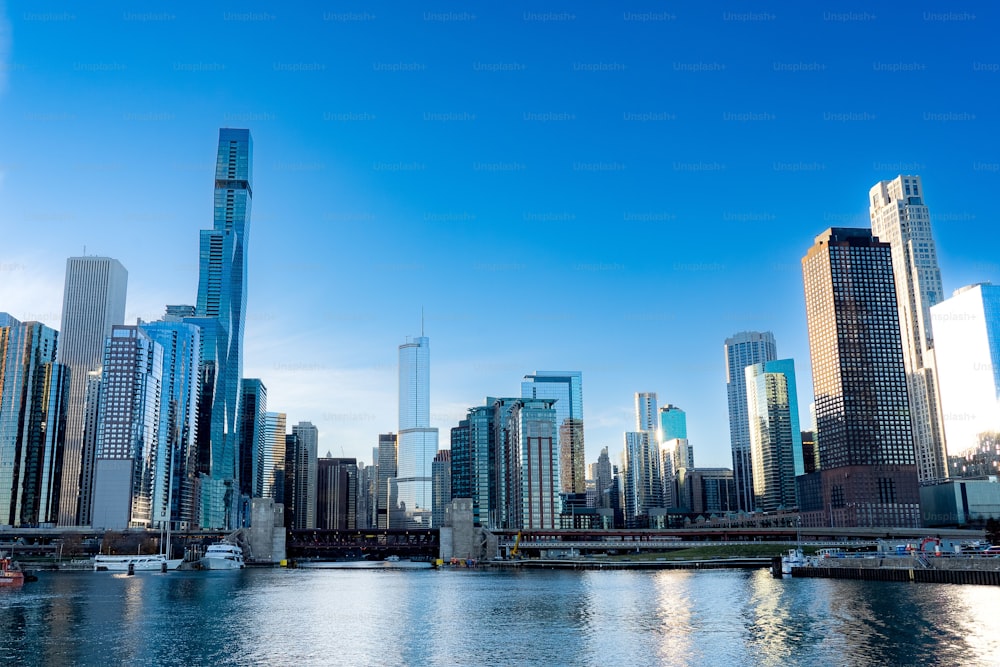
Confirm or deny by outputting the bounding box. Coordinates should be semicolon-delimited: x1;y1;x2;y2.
930;283;1000;463
801;228;920;528
594;446;613;509
90;326;163;530
0;315;69;527
870;175;948;483
634;392;658;432
623;431;660;527
745;359;803;512
495;397;559;530
316;456;357;530
432;449;452;528
191;128;253;529
396;336;438;528
290;422;318;529
57;256;127;525
140;320;202;530
262;412;286;502
521;372;584;494
238;379;267;500
725;331;778;512
376;432;397;529
658;404;687;442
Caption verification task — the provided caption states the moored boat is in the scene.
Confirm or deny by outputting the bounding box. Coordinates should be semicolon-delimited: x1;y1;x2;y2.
781;548;807;575
1;557;26;587
93;554;183;572
200;543;245;570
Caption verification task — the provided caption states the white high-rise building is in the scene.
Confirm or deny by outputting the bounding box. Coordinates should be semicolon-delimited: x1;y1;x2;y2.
930;283;1000;459
870;175;948;483
396;336;438;527
57;256;128;526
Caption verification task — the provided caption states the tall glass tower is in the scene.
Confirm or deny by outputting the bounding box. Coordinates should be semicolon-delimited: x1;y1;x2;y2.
56;256;127;526
870;175;948;483
745;359;803;512
725;331;778;512
521;372;584;494
191;128;253;529
0;314;69;527
396;336;438;527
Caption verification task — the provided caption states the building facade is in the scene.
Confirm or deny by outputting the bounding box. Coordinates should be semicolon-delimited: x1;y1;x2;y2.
396;336;438;528
262;412;286;502
90;326;163;530
496;398;559;530
316;456;357;530
930;283;1000;468
376;432;397;529
725;331;778;512
800;228;920;528
191;128;254;529
870;175;948;483
56;256;128;526
140;320;202;530
521;372;584;495
289;422;318;529
237;379;267;502
745;359;803;512
0;315;69;527
432;449;452;528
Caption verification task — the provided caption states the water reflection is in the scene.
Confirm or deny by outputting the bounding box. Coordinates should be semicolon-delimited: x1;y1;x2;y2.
2;568;999;666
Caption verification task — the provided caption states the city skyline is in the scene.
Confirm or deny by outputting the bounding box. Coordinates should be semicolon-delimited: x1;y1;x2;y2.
1;6;998;471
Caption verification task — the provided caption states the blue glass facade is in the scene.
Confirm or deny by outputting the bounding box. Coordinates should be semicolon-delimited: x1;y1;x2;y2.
725;331;778;512
658;404;687;441
191;128;253;530
0;315;68;526
745;359;803;512
521;372;584;494
140;320;202;530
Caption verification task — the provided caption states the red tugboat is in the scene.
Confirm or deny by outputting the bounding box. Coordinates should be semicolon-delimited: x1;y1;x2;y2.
0;557;25;587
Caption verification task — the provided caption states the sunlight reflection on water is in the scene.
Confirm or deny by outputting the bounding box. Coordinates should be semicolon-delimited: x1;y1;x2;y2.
2;568;999;666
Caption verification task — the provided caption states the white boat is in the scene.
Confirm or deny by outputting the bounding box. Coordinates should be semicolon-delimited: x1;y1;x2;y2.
200;543;245;570
781;548;807;575
93;554;183;572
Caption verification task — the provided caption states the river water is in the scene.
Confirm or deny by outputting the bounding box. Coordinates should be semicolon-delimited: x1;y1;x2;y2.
2;567;998;666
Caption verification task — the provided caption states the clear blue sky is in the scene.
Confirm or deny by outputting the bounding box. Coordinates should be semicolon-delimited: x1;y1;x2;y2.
1;2;997;469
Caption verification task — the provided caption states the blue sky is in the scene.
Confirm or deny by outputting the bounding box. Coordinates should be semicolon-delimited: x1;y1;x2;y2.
1;2;997;469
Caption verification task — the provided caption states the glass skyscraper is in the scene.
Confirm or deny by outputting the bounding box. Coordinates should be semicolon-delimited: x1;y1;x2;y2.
870;175;948;483
190;128;253;529
396;336;438;528
495;397;559;530
521;372;584;494
238;379;268;501
0;314;69;527
930;283;1000;463
91;326;163;530
262;412;286;502
140;319;202;530
290;422;318;529
658;404;687;442
725;331;778;512
801;228;920;528
745;359;803;512
56;256;127;526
